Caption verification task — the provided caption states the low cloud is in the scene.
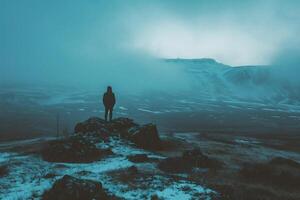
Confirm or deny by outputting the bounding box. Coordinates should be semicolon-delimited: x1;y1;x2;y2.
1;0;300;91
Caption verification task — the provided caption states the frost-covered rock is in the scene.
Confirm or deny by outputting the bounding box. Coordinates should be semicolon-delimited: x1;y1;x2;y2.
158;148;223;173
127;124;161;150
42;175;115;200
75;117;161;150
41;135;113;163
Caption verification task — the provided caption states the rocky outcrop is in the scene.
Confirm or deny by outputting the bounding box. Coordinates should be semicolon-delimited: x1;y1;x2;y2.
41;135;113;163
158;148;223;173
74;117;137;134
41;117;161;163
75;117;161;150
42;175;116;200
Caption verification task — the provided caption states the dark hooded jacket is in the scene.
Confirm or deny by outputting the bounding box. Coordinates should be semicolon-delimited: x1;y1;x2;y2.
103;90;115;108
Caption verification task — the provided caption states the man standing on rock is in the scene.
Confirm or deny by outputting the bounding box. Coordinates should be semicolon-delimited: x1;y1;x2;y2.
103;86;116;122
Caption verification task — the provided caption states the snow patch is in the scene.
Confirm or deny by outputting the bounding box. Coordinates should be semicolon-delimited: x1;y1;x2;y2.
138;108;163;114
0;152;11;163
119;106;128;111
156;182;215;200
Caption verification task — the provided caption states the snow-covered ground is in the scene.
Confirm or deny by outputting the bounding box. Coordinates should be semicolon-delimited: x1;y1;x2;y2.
0;137;216;200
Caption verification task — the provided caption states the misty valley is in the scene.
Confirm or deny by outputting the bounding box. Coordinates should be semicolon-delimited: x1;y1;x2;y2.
1;59;300;200
1;59;300;140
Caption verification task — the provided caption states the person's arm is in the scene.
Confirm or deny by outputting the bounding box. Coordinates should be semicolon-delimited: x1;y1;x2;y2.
112;93;116;106
103;93;106;105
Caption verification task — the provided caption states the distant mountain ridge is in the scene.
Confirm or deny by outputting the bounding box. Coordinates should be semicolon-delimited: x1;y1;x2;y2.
164;58;230;68
163;58;300;106
164;58;269;68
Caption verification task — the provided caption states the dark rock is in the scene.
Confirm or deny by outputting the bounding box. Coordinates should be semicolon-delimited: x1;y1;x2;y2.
41;135;113;163
42;175;115;200
74;122;85;133
210;184;234;200
158;148;223;173
127;154;149;163
127;124;161;150
150;194;160;200
75;117;108;134
112;165;139;183
44;173;57;179
128;165;139;175
158;157;189;173
108;118;137;132
0;165;9;177
74;117;137;135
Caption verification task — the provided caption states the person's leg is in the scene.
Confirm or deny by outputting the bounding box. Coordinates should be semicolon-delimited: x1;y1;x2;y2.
109;107;113;121
105;107;108;121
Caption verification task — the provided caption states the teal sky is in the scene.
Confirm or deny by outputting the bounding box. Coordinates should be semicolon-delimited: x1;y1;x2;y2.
1;0;300;86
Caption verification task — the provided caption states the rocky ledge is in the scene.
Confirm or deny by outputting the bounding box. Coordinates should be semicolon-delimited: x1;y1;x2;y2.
41;117;161;163
74;117;161;150
36;117;219;199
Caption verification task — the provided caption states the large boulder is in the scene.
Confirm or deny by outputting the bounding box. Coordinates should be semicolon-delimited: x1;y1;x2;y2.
42;175;115;200
41;135;113;163
158;148;223;173
126;124;161;150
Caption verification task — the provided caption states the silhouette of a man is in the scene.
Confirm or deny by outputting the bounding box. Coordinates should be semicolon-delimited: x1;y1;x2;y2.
103;86;116;122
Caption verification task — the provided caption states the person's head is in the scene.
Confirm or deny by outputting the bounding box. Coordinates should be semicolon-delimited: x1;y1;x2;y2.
107;86;112;93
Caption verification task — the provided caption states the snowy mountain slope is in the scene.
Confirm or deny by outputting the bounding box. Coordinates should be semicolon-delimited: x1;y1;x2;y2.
165;58;300;105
